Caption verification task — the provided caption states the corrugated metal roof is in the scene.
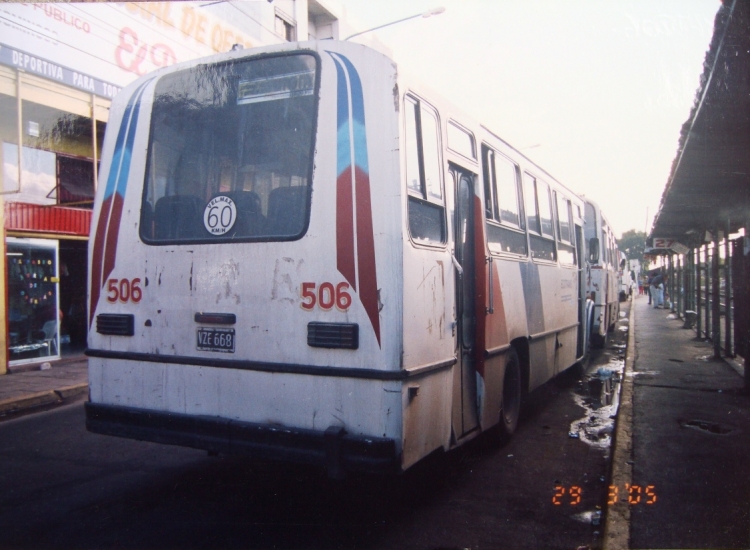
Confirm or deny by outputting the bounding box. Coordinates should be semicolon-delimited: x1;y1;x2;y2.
5;202;92;238
650;0;750;245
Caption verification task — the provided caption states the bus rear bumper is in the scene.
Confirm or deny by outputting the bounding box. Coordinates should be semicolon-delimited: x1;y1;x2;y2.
85;402;400;476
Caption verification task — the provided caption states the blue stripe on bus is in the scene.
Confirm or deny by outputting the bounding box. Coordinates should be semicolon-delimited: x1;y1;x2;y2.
328;53;351;176
113;83;150;198
337;54;369;174
102;81;149;201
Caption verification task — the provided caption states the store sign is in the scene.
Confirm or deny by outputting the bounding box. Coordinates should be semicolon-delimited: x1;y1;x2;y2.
0;2;262;89
652;238;675;249
0;43;122;99
652;238;689;255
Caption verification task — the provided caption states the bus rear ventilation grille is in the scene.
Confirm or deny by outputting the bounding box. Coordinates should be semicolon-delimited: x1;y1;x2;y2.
307;322;359;350
96;314;135;336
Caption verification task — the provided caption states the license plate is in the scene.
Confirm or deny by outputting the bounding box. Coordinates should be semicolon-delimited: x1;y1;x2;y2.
196;327;235;353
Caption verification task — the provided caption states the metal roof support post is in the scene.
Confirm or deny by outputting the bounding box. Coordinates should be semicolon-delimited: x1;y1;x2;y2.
704;243;711;341
745;222;750;392
724;219;733;358
690;248;700;311
677;255;682;317
712;230;721;358
685;248;695;311
696;246;703;339
667;253;675;312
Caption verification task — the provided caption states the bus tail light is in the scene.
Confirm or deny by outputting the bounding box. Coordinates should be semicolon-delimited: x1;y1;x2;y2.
307;322;359;349
96;314;135;336
194;312;236;325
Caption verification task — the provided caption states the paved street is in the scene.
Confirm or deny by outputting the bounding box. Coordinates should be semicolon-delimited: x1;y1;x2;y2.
0;308;628;550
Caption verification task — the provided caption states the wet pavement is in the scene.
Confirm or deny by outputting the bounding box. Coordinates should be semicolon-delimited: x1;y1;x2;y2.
1;297;748;549
0;318;628;549
614;295;750;550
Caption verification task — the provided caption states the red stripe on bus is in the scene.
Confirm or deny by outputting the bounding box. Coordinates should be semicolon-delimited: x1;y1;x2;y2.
102;193;125;286
89;194;113;325
353;166;380;346
336;168;356;291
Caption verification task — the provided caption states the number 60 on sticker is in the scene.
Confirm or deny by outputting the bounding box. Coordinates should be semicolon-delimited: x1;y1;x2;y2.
300;282;351;311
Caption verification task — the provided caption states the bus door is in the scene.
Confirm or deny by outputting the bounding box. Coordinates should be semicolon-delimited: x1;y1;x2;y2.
575;222;586;358
451;165;480;437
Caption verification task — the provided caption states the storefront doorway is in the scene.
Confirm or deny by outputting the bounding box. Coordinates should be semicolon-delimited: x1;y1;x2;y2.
59;240;88;356
7;238;60;365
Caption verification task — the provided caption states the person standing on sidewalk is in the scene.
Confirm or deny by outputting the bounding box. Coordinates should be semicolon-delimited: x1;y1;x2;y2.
646;272;655;304
651;271;666;308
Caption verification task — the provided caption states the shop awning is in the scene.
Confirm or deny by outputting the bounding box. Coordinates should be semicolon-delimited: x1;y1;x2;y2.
5;202;92;238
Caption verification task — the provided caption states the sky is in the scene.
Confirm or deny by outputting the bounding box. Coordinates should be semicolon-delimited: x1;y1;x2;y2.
338;0;720;238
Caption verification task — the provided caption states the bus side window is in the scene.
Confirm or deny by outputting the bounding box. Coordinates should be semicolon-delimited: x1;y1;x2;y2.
405;95;446;245
482;145;527;256
555;192;575;265
525;174;556;262
537;181;554;238
523;173;540;234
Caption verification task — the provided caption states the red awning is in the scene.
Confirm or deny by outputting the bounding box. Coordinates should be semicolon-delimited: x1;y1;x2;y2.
4;202;91;238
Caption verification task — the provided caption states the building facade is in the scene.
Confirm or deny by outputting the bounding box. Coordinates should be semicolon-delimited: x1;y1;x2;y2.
0;0;346;372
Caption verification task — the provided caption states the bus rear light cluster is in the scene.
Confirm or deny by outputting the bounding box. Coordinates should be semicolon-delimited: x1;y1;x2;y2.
194;312;236;325
96;314;135;336
307;322;359;349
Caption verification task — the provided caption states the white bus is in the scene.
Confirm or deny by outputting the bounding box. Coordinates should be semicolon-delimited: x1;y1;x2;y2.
582;198;621;347
86;40;596;475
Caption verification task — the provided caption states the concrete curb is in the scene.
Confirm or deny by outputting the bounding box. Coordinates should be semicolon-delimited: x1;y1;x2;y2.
0;383;88;416
603;299;636;550
0;390;61;415
54;383;88;400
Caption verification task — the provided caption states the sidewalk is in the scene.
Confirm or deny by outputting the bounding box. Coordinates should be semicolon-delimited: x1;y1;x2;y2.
608;295;750;549
0;356;88;418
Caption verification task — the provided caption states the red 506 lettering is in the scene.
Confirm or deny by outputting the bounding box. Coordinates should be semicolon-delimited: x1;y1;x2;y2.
106;278;142;304
300;282;352;311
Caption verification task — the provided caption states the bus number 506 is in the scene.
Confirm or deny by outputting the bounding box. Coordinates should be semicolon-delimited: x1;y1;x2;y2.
106;278;142;303
300;282;352;311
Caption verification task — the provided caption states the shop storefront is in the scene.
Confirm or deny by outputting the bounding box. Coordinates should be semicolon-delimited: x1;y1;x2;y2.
0;1;344;372
1;58;106;368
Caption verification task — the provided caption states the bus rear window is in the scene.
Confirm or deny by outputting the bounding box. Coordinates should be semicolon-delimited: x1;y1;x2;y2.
141;53;318;244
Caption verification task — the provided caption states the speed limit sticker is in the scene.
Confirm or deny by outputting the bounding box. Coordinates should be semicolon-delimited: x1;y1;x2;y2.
203;196;237;235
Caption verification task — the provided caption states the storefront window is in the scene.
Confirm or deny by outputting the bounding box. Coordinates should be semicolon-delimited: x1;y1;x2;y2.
0;74;20;194
1;81;105;208
3;143;57;204
23;100;94;159
7;238;60;364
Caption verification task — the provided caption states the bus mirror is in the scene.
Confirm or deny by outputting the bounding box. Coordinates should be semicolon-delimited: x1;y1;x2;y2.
588;238;599;263
620;257;627;269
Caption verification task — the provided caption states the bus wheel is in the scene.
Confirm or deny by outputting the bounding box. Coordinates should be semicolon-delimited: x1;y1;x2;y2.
499;348;522;438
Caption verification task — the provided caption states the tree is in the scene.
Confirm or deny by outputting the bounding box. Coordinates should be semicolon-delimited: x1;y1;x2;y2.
618;230;647;264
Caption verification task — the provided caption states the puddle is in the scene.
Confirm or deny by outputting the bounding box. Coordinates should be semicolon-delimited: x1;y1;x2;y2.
680;419;737;436
627;370;659;377
571;509;602;525
569;357;625;450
